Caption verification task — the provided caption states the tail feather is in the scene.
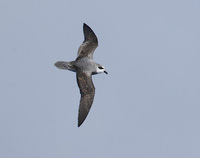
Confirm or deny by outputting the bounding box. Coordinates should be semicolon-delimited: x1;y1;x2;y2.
54;61;76;72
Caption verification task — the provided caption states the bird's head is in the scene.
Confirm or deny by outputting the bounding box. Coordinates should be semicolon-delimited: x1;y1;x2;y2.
96;65;108;75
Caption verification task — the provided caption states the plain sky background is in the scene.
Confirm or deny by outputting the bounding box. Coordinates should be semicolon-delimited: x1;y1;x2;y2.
0;0;200;158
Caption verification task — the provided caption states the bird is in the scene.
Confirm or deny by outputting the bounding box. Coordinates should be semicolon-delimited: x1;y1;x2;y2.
54;23;107;127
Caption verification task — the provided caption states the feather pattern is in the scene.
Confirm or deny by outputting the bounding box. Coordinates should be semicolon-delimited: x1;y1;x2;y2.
76;70;95;127
76;23;98;60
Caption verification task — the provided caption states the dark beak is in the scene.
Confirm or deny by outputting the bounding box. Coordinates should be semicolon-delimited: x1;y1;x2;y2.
104;71;108;74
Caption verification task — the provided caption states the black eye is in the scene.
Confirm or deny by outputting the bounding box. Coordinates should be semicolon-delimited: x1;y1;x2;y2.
98;66;104;69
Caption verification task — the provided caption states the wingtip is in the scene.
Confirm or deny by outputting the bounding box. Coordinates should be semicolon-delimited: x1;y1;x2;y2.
83;23;88;27
78;121;83;127
83;23;87;29
82;23;98;43
83;23;90;30
78;116;83;127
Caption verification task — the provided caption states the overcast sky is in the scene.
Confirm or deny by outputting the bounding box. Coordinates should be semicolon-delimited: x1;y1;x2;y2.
1;0;200;158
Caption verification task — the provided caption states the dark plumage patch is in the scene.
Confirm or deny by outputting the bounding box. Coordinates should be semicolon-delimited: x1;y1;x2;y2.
76;70;95;127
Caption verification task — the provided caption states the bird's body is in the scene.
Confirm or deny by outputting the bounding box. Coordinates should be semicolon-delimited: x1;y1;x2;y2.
55;23;107;127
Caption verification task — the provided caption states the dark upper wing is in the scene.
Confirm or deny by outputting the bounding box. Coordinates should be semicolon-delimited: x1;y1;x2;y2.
76;71;95;127
76;23;98;60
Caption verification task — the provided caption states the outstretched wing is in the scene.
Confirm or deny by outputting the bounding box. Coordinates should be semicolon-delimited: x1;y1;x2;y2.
76;71;95;127
76;23;98;60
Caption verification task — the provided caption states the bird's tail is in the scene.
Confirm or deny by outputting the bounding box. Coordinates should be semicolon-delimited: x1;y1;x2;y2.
54;61;76;72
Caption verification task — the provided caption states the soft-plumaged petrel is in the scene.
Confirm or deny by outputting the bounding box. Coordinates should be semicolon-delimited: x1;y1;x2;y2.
54;23;107;127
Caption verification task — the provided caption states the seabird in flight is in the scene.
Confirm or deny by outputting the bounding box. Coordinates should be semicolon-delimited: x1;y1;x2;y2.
54;23;107;127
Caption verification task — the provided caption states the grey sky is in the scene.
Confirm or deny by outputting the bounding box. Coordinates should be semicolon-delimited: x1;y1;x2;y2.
0;0;200;158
